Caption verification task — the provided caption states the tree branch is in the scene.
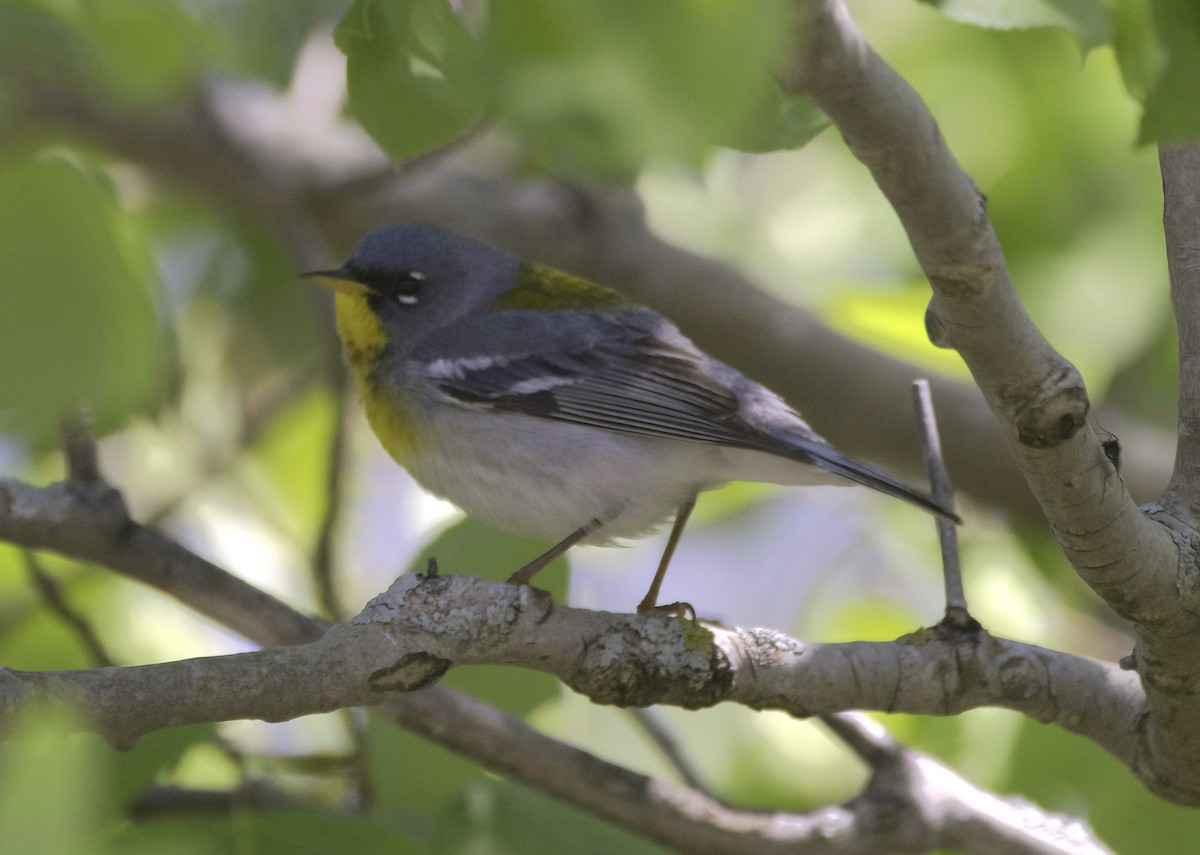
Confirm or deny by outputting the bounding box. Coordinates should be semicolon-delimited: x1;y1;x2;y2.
0;7;1175;844
784;0;1200;805
1162;142;1200;518
0;463;1118;853
822;713;1114;855
1;572;1123;855
782;0;1200;802
0;535;1145;782
784;0;1176;618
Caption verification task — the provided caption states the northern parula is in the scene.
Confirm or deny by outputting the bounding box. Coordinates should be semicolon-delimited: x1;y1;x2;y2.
307;224;957;612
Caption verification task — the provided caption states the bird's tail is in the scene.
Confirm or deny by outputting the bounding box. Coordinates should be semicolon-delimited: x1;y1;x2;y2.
797;444;961;524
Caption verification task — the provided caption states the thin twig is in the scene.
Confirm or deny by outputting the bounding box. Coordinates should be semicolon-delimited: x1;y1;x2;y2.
312;378;351;621
128;781;295;820
912;379;970;625
818;712;900;771
59;405;101;484
22;551;114;668
343;707;376;813
627;707;716;797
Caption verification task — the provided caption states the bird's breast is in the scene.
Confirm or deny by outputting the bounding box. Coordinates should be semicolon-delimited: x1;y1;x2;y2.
400;405;719;543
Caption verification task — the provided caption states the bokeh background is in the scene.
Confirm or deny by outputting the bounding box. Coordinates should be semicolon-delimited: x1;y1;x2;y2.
0;1;1196;852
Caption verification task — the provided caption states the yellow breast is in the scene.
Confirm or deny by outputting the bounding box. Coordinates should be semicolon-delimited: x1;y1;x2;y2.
335;292;422;467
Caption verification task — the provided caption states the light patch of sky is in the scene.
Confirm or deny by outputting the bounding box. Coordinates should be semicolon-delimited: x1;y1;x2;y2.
338;439;462;611
569;486;938;631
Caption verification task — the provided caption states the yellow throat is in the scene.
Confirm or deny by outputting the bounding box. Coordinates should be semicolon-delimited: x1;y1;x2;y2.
334;292;420;465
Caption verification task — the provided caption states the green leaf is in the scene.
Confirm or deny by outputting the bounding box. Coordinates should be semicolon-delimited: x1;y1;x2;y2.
252;388;339;545
726;92;831;154
0;155;162;443
1109;0;1166;101
0;0;208;106
434;780;665;855
110;724;217;811
920;0;1111;52
197;0;349;88
335;0;488;162
111;810;421;855
365;712;484;817
78;0;207;105
1136;0;1200;142
1007;716;1200;855
485;0;792;175
823;287;970;377
0;709;114;855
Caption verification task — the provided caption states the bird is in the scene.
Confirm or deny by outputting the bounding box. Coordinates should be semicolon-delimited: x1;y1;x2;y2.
306;223;957;613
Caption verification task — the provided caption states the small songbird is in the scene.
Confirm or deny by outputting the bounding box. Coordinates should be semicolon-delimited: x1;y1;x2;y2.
307;224;956;613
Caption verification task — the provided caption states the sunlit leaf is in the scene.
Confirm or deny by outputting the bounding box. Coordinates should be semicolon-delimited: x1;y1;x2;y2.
920;0;1111;52
823;288;969;377
0;155;162;444
78;0;208;105
366;714;483;816
111;810;421;855
0;710;113;855
253;388;338;544
485;0;791;175
1136;0;1200;142
335;0;488;162
725;92;831;154
1008;717;1200;855
433;781;664;855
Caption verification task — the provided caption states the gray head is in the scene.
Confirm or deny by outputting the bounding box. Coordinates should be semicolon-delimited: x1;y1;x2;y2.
306;223;520;350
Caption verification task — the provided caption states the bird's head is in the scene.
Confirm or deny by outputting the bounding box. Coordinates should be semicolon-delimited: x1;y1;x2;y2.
305;223;519;362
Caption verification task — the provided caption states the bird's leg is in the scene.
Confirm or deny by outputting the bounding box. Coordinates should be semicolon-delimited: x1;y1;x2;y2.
636;498;697;614
507;518;605;585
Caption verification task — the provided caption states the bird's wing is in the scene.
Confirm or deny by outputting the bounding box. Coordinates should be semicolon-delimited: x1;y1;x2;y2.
413;307;958;522
417;307;768;447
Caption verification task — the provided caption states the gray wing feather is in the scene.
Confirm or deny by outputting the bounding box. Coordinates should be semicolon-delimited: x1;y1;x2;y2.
415;307;956;521
421;308;767;447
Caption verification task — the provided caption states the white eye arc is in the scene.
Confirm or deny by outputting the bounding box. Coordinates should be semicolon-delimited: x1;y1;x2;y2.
396;270;425;305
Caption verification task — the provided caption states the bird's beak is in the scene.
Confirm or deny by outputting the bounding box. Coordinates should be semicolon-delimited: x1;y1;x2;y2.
301;269;372;297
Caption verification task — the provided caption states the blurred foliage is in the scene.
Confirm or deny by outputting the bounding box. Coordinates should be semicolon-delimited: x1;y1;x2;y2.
1;0;1199;853
335;0;824;175
0;155;162;443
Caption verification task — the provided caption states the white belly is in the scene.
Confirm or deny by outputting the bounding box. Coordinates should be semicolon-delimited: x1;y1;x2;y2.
403;406;726;544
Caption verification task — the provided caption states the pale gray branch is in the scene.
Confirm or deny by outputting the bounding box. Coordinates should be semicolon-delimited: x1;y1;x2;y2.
1161;142;1200;517
0;468;1118;854
784;0;1176;618
0;564;1145;783
1;572;1121;855
786;0;1200;805
1140;140;1200;805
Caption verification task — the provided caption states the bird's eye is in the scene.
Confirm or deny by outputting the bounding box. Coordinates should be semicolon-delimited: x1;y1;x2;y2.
395;270;425;306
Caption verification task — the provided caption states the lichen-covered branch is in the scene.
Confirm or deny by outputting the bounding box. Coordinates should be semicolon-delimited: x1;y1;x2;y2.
784;0;1177;617
1161;142;1200;518
786;0;1200;805
0;489;1146;779
0;468;1115;855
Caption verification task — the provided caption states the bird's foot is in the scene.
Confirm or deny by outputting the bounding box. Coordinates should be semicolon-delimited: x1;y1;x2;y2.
636;600;696;621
